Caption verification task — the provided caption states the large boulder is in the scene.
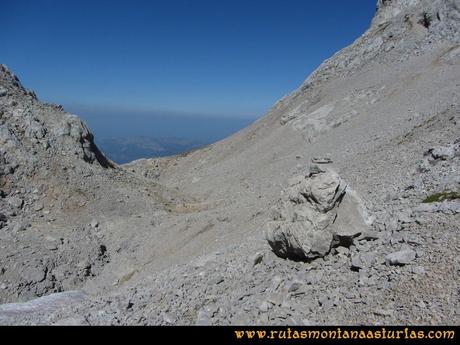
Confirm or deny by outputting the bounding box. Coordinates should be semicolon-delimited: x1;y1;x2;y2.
265;166;373;261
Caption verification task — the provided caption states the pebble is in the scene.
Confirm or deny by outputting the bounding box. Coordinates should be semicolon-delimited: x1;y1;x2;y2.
385;248;416;265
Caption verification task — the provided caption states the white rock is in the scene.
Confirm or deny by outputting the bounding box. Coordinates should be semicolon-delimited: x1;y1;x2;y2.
266;168;371;261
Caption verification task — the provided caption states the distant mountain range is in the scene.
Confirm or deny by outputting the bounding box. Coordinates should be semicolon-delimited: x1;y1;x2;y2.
96;136;209;164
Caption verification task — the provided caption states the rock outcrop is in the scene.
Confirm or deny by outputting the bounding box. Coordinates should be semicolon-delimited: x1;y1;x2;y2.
0;65;117;302
0;64;114;169
278;0;460;136
0;64;117;227
266;166;373;261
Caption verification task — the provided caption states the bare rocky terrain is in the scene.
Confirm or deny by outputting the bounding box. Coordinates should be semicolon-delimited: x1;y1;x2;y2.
0;0;459;325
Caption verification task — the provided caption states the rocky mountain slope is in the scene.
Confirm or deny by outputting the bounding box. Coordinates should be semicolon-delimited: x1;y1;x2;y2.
0;0;459;325
0;65;187;304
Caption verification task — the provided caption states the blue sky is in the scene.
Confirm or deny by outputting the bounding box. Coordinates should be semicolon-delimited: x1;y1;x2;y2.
2;0;376;120
2;1;376;144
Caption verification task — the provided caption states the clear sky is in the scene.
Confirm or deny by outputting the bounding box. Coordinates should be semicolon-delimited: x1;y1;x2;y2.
2;0;376;121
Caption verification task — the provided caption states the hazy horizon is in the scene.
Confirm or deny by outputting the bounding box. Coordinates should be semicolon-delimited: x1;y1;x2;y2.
67;104;256;141
65;104;256;163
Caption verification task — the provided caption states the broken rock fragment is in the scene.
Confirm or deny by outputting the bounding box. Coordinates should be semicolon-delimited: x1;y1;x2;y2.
385;248;416;266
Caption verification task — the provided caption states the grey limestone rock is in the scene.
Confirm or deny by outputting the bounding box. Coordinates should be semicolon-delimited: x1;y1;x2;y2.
427;143;459;161
266;168;373;261
7;196;23;210
385;248;416;265
351;252;377;271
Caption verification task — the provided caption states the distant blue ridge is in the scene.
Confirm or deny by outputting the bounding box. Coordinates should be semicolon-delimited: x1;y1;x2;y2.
64;106;257;164
96;136;210;164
